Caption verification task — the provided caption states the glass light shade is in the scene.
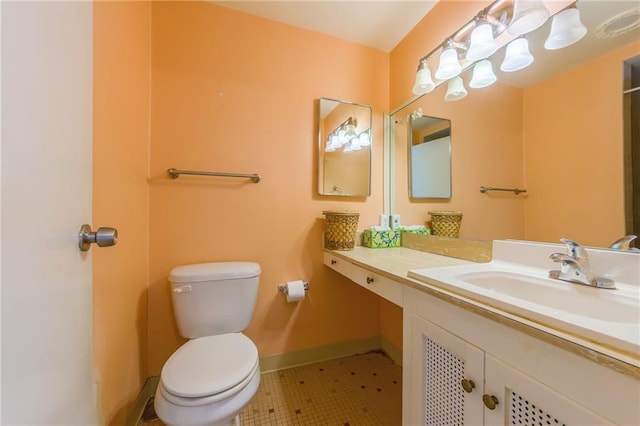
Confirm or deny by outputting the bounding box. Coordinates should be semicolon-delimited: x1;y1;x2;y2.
350;140;362;151
500;38;534;72
469;60;497;88
358;132;370;146
444;76;468;101
508;0;550;36
345;123;357;138
435;47;462;80
412;61;436;95
466;23;499;61
544;8;587;50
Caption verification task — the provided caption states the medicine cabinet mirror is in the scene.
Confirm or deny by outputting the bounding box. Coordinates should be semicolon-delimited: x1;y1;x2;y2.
318;98;372;197
408;114;451;199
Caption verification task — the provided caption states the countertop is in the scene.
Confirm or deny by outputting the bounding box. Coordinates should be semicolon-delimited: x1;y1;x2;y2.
326;246;640;379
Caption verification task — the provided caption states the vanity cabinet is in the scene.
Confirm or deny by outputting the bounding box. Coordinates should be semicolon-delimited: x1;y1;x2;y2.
403;286;637;425
323;252;352;277
323;253;403;307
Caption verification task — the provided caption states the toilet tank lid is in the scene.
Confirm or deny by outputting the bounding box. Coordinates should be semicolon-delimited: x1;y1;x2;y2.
169;262;261;283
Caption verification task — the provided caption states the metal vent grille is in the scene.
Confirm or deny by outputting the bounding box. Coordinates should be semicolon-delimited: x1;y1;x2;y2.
424;337;465;426
509;391;567;426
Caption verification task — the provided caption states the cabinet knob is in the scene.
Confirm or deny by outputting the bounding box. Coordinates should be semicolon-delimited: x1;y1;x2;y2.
461;379;475;393
482;394;499;410
366;276;374;284
331;259;337;265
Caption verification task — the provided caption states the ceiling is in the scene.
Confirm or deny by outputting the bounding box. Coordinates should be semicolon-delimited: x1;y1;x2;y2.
209;1;640;89
209;1;438;52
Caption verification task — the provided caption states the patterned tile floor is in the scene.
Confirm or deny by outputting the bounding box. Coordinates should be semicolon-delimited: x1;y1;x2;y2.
140;350;402;426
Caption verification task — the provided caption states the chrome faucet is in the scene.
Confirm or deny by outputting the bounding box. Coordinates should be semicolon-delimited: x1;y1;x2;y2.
549;238;616;289
609;235;639;251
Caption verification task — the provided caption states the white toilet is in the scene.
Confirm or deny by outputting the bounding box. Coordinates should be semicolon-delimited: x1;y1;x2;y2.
154;261;261;426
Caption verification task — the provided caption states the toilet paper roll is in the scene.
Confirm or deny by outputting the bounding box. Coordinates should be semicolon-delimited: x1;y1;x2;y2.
285;280;306;303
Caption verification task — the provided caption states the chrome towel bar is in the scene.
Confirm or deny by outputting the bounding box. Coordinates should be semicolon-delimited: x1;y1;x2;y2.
167;168;261;183
480;186;527;195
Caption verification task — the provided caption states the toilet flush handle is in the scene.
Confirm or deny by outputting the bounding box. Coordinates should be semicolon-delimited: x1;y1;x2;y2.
173;285;192;294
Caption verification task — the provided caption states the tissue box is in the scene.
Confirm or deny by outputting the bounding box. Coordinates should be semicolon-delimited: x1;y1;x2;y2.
402;228;431;236
363;229;401;248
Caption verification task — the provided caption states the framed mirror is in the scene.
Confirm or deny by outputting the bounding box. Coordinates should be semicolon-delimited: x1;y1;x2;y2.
318;98;372;197
408;114;451;199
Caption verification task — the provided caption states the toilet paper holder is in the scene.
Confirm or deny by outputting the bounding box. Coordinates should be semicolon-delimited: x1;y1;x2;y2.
277;281;309;294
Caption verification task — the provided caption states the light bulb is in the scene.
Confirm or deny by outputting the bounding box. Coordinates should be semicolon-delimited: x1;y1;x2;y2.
469;60;497;89
435;47;462;80
412;60;435;95
501;38;534;72
444;77;468;101
544;7;587;50
508;0;550;36
466;23;498;61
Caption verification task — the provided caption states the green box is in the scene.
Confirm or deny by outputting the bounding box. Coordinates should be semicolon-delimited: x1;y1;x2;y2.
363;229;401;248
401;228;431;236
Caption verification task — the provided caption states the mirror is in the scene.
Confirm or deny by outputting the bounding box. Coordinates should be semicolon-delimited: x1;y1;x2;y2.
389;0;639;248
408;113;451;198
318;98;372;196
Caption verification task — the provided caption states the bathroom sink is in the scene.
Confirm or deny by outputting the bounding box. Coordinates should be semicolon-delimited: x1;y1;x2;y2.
407;240;640;358
454;270;639;323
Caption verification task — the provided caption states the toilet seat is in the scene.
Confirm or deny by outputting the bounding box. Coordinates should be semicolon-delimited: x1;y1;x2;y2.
160;333;258;406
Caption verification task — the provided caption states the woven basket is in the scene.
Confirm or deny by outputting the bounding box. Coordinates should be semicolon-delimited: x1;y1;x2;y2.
323;210;359;250
429;210;463;238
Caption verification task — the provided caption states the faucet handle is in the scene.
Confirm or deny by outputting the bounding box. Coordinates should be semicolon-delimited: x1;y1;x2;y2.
609;235;637;250
559;238;590;268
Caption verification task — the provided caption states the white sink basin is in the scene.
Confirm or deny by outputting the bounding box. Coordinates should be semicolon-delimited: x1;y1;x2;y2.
455;270;639;324
408;240;640;358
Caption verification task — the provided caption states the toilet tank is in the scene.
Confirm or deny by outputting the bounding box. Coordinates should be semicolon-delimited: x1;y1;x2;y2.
169;262;261;339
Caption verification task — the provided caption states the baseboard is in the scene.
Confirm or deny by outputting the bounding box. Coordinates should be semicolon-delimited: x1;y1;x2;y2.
380;336;403;367
259;336;401;373
126;376;159;426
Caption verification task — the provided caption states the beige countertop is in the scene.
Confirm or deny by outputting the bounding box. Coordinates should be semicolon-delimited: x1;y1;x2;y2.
326;246;640;379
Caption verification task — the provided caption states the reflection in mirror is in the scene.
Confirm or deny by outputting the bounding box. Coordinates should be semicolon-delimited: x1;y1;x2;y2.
318;98;372;196
408;114;451;198
389;0;640;248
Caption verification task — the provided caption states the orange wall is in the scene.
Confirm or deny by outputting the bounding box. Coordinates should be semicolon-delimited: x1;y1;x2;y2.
146;1;389;375
93;1;151;424
389;0;525;241
523;42;640;246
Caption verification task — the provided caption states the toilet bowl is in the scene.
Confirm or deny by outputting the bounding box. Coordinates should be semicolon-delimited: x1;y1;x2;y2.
155;262;261;426
154;333;260;426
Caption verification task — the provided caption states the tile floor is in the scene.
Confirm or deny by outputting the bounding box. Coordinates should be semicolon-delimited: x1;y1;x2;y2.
139;350;402;426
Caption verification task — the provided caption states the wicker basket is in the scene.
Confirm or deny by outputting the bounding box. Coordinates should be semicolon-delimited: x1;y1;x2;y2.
429;210;463;238
323;210;359;250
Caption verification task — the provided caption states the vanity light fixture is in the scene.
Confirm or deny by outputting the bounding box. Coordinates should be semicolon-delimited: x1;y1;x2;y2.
469;59;497;88
444;76;468;101
412;59;436;95
508;0;550;36
325;117;363;153
435;41;463;80
500;37;534;72
466;17;499;61
544;6;587;50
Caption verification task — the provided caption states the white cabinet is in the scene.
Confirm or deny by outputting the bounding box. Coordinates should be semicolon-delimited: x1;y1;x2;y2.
403;286;636;425
484;355;610;426
404;312;484;425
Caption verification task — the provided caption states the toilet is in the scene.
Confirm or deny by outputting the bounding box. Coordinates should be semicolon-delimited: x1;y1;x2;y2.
154;261;261;426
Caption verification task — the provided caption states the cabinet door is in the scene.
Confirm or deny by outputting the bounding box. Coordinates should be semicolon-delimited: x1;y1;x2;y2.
484;355;612;425
404;312;484;425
